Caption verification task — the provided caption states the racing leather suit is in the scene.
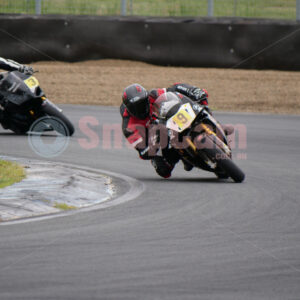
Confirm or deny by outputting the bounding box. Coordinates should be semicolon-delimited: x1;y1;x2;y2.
0;57;33;126
120;83;209;178
0;57;24;72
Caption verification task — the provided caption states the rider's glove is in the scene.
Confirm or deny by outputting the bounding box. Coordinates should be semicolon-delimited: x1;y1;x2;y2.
18;65;34;75
188;88;208;103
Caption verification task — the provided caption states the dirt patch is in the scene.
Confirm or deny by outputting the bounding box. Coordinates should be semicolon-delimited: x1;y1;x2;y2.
32;59;300;114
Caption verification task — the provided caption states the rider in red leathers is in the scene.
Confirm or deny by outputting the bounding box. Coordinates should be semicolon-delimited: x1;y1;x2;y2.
120;83;211;178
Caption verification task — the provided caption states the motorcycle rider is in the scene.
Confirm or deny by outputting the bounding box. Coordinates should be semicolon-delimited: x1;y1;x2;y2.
0;57;34;75
0;57;34;127
120;83;211;178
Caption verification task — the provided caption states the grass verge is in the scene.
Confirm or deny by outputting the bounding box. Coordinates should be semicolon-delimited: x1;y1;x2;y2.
54;202;77;210
0;0;296;20
0;160;26;189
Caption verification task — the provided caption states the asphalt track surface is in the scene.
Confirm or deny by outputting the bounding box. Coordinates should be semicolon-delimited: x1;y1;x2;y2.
0;105;300;300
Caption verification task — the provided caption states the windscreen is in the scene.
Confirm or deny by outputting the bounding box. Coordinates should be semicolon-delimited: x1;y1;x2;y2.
153;92;181;119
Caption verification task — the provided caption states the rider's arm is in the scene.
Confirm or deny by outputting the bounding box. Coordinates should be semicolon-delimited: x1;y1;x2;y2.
0;57;34;74
120;104;156;160
0;57;22;71
167;83;209;106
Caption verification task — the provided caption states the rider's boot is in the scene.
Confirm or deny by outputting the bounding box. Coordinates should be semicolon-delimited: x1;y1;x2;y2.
151;156;175;179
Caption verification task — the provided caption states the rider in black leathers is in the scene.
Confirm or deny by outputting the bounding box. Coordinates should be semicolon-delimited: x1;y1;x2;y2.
0;57;34;74
0;57;34;128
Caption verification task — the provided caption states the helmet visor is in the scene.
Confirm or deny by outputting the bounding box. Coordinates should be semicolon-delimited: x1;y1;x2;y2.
129;97;149;119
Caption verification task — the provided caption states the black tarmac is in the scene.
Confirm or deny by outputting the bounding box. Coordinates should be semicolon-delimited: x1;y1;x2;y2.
0;105;299;300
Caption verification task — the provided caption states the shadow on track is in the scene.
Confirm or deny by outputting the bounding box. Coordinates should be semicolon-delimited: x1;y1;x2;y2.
138;176;234;184
0;132;63;137
0;132;25;136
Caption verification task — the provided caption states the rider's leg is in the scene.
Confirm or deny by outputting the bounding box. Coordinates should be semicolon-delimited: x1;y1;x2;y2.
151;156;174;178
151;148;180;178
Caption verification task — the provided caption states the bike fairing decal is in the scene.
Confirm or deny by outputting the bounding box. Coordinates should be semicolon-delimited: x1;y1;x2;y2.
24;76;39;92
166;102;196;132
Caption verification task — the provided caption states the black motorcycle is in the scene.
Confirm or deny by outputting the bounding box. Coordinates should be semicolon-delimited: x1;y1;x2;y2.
152;92;245;182
0;71;74;136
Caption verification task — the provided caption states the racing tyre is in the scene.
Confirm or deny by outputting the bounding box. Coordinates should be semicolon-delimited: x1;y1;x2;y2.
215;155;245;183
41;102;75;136
197;134;245;183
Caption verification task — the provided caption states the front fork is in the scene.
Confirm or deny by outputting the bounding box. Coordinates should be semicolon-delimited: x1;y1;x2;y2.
182;121;232;170
28;96;48;119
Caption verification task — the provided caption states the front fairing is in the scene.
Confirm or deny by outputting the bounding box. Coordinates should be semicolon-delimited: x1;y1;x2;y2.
0;71;44;106
155;93;231;169
153;92;201;121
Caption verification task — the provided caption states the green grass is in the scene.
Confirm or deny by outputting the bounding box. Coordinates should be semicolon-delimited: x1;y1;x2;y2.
54;202;77;210
0;0;297;20
0;160;26;189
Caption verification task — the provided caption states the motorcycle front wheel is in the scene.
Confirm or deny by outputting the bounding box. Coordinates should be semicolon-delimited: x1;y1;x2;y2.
40;102;75;136
196;134;245;183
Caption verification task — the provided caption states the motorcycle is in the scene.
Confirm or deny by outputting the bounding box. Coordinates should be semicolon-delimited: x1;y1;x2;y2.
152;92;245;182
0;70;74;136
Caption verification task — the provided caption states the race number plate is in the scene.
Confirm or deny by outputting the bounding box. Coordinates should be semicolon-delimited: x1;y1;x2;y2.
24;76;39;89
166;103;196;132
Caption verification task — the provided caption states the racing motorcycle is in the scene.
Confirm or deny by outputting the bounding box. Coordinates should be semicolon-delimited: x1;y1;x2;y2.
152;92;245;182
0;71;74;136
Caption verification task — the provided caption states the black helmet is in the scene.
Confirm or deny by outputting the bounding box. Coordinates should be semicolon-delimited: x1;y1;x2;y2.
122;83;149;119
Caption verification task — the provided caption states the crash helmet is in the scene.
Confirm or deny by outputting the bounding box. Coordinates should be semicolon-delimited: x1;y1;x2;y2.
122;83;149;119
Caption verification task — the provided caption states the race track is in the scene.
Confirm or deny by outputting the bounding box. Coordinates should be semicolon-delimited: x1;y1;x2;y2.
0;105;300;300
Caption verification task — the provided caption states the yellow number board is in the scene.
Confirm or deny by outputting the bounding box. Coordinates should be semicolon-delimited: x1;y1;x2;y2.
24;76;39;89
167;103;196;132
173;109;192;128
